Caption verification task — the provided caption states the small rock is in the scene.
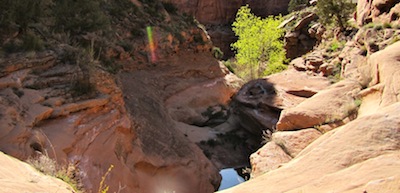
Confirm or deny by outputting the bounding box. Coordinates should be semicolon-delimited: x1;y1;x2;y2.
291;57;307;71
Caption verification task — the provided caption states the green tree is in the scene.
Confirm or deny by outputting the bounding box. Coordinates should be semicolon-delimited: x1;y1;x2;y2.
0;0;51;32
53;0;109;35
231;5;286;80
288;0;308;12
316;0;356;31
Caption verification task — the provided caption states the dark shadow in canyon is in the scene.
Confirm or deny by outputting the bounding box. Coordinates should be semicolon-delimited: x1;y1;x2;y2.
195;78;281;170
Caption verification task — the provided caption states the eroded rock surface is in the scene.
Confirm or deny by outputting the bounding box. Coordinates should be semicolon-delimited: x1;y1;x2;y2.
220;102;400;193
0;48;233;193
219;1;400;191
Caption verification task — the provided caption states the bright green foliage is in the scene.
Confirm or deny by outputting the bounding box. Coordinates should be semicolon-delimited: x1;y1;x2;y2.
231;5;287;80
316;0;356;31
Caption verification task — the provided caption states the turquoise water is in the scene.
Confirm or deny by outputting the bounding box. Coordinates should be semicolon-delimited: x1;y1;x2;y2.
217;168;245;191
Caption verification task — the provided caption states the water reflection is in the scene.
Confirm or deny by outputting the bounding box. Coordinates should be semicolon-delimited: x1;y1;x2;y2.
218;168;245;191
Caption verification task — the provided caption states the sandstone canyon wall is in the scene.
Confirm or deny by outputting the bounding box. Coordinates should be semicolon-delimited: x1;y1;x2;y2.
163;0;291;58
219;0;400;192
0;2;247;190
0;45;239;192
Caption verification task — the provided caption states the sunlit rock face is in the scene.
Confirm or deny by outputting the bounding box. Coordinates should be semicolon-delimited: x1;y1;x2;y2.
0;45;241;192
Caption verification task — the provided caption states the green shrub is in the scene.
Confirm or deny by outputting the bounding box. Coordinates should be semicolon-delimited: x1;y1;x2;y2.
28;153;82;192
71;79;95;97
288;0;308;12
53;0;110;35
0;0;51;32
2;33;44;53
212;47;224;60
327;38;345;52
22;33;44;51
162;2;178;14
383;22;392;29
231;5;286;80
223;60;236;73
316;0;356;31
103;0;139;19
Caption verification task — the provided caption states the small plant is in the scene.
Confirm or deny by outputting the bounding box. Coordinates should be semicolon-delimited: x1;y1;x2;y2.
21;33;45;52
327;38;345;52
288;0;308;12
316;0;356;31
389;35;400;45
261;129;274;144
98;165;114;193
383;22;392;29
354;98;362;108
53;0;110;35
223;60;236;73
71;79;95;97
27;152;82;192
212;47;224;60
374;24;383;30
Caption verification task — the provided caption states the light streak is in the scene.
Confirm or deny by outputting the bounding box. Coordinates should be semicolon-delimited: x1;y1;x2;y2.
146;26;157;63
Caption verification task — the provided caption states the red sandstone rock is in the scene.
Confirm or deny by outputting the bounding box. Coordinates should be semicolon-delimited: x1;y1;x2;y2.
220;102;400;193
0;49;226;193
164;0;290;25
249;142;292;178
277;80;361;131
272;128;322;157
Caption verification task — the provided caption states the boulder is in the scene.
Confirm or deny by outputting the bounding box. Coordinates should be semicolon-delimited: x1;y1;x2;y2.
272;128;322;157
165;72;241;125
293;13;318;31
290;57;307;71
277;79;362;131
249;142;292;178
232;69;330;135
357;0;400;25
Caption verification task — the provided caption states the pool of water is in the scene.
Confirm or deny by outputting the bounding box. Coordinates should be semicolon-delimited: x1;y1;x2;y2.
217;168;245;191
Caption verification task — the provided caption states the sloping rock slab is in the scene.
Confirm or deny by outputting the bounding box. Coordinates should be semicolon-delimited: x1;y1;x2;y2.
219;102;400;193
0;151;73;193
277;79;361;131
249;142;292;178
272;128;322;157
